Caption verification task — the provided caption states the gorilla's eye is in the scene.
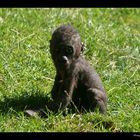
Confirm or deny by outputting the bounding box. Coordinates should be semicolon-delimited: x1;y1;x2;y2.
65;46;73;55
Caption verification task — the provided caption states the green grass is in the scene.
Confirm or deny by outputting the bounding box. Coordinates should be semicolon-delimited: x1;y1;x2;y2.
0;8;140;132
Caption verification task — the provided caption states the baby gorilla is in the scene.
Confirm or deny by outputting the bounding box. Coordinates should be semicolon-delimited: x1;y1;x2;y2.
24;24;107;117
48;24;107;114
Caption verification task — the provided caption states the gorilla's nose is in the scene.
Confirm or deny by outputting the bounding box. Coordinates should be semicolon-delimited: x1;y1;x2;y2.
62;56;68;64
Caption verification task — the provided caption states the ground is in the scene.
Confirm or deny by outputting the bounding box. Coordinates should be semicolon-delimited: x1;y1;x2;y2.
0;8;140;132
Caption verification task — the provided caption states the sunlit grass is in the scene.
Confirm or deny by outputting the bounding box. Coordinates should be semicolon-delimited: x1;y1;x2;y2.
0;8;140;132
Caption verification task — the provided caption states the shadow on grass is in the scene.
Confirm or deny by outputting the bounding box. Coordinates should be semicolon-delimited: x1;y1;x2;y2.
0;91;50;114
0;91;115;130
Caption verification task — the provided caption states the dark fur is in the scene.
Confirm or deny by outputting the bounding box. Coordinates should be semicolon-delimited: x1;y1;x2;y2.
48;24;107;114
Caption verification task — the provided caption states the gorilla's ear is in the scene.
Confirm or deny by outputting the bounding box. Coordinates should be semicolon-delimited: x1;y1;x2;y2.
81;42;85;53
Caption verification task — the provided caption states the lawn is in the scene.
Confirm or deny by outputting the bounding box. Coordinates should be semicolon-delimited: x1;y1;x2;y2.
0;8;140;132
